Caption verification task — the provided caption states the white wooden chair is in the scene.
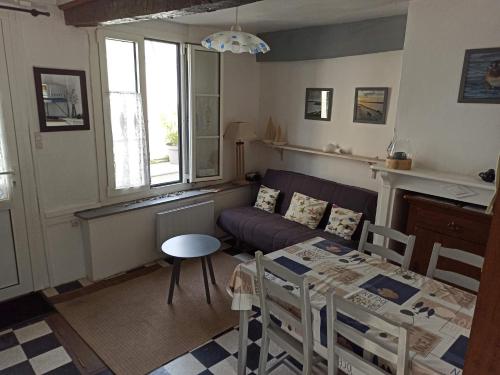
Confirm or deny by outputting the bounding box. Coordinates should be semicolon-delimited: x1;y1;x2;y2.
426;242;484;293
357;220;416;270
326;290;409;375
255;251;319;375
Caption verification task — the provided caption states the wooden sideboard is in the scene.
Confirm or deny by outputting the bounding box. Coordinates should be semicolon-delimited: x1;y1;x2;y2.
404;195;491;279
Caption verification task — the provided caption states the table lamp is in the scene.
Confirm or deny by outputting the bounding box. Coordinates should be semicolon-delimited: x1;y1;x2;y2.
225;122;257;183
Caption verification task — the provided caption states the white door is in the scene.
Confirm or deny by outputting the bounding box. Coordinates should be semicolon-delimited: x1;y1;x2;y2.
0;19;33;301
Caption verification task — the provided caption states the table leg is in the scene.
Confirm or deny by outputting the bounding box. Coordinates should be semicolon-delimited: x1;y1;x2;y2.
207;255;216;284
201;257;211;304
237;309;250;375
167;258;179;304
176;259;181;286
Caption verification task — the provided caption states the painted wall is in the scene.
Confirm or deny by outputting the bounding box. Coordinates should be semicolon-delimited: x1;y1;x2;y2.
257;51;403;191
396;0;500;175
4;6;260;287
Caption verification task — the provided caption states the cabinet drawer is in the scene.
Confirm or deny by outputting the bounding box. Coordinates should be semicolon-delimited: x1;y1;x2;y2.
411;206;490;244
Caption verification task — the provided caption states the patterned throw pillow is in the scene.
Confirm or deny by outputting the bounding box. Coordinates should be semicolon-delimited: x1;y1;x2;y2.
283;192;328;229
325;205;363;240
254;185;280;213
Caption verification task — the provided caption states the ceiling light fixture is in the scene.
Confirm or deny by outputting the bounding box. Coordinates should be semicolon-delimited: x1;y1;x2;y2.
201;7;270;55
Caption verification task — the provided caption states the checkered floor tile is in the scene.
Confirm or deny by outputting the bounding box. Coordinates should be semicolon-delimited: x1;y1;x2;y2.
0;319;78;375
150;312;305;375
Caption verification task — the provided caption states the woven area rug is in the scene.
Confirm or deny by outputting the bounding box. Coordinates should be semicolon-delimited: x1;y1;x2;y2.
55;252;241;375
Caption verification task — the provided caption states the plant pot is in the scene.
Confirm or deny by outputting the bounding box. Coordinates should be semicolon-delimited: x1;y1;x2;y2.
166;145;179;164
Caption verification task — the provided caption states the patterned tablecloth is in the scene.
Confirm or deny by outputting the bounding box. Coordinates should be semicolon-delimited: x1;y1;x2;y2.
228;237;475;375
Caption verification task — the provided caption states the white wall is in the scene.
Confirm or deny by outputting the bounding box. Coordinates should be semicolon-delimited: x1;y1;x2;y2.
3;6;261;287
257;51;403;191
396;0;500;175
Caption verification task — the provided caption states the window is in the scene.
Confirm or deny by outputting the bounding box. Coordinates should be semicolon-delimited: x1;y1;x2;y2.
99;32;222;195
145;40;181;186
103;38;148;190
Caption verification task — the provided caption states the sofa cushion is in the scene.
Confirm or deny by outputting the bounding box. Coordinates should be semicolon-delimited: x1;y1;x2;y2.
260;169;378;241
283;192;328;229
325;205;363;240
217;206;356;253
254;185;280;213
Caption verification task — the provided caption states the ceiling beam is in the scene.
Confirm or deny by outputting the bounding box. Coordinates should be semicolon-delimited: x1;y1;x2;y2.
59;0;261;27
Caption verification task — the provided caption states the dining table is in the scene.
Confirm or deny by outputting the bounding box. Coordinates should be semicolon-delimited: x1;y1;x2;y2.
227;237;475;375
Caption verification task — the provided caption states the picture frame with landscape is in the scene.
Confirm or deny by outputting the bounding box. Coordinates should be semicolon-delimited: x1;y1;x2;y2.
353;87;389;124
33;67;90;132
458;47;500;104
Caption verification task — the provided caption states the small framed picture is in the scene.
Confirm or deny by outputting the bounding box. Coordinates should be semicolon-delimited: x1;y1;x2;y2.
304;88;333;121
353;87;389;124
33;67;90;132
458;47;500;104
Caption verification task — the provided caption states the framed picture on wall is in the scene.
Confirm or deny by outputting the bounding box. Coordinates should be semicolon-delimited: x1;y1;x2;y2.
33;67;90;132
353;87;389;124
304;88;333;121
458;47;500;103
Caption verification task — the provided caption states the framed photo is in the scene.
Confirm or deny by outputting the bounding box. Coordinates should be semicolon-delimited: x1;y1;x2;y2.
458;47;500;103
353;87;389;124
33;67;90;132
304;88;333;121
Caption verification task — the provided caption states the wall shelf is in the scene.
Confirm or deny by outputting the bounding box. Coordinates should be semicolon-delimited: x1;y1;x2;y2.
260;141;382;165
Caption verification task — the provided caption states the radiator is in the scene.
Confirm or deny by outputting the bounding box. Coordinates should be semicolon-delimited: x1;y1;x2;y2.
156;200;215;250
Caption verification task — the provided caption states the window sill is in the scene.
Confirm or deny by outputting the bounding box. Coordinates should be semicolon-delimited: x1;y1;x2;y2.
75;182;254;221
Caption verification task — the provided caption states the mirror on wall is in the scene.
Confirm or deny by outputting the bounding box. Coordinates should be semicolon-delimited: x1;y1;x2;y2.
33;67;90;132
304;88;333;121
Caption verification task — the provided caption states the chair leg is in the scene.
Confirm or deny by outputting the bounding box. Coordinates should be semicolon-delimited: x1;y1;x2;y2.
167;258;179;304
201;257;211;304
207;255;216;284
258;332;270;375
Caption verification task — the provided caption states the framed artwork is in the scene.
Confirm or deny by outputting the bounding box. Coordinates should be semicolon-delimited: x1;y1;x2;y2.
458;47;500;103
353;87;389;124
304;88;333;121
33;67;90;132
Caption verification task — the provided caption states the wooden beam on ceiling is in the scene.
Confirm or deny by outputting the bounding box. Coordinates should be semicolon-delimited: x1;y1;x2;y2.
59;0;261;27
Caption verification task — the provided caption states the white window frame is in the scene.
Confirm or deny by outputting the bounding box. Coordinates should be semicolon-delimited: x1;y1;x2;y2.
97;30;223;199
187;44;224;183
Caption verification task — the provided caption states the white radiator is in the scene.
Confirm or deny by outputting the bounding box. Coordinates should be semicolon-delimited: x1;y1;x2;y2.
156;200;215;250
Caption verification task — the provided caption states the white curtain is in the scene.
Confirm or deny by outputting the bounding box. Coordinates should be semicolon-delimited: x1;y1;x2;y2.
108;92;148;190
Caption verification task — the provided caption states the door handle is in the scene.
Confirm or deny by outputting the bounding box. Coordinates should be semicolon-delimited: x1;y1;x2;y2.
0;171;15;176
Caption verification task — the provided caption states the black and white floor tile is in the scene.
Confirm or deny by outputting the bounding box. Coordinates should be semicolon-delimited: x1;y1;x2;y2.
150;312;303;375
0;319;79;375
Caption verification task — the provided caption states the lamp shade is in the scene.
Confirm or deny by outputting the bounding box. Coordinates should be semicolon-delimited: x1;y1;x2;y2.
202;30;270;55
225;122;257;142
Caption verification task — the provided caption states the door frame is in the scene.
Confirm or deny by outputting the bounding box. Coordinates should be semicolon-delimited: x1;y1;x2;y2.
0;12;49;300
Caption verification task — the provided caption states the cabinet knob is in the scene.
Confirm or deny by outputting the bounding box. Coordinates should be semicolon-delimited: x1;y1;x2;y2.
447;221;461;232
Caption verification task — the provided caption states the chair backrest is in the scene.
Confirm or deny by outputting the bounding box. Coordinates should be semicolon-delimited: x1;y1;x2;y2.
357;220;416;270
426;243;484;293
255;251;314;371
327;291;409;375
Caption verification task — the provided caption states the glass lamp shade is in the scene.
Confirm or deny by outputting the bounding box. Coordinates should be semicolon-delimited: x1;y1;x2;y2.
387;138;413;160
202;30;270;55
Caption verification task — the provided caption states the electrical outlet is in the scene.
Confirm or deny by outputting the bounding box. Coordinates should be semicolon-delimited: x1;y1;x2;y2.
34;132;43;149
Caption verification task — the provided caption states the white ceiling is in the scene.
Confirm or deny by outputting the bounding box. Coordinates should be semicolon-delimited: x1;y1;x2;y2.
173;0;410;33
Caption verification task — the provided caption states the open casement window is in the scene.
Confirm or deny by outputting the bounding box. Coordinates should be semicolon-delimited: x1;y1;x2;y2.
187;44;223;183
98;32;150;194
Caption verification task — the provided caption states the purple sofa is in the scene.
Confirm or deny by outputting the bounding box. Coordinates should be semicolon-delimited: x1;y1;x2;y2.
217;169;378;253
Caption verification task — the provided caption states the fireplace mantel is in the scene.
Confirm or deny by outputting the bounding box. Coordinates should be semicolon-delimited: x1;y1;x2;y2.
371;164;495;244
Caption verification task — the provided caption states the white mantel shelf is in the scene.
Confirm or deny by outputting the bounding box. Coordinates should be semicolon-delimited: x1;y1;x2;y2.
371;164;496;192
371;164;495;246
